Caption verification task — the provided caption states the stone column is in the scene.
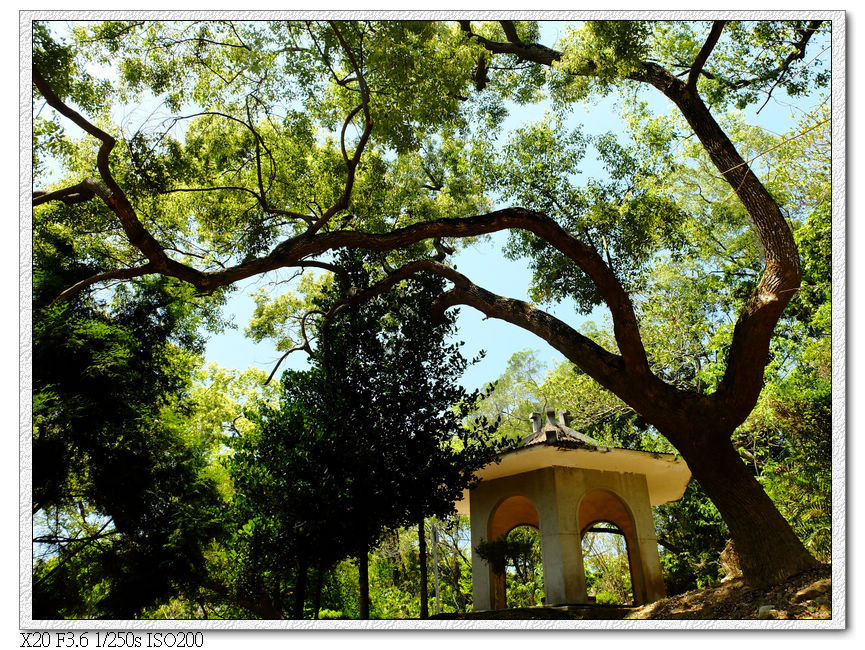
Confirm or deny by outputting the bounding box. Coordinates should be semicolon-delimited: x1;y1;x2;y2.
544;467;588;605
628;479;666;603
469;490;494;611
601;471;665;604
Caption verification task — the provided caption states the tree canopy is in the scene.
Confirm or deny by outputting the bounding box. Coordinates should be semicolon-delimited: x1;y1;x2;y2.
32;246;225;618
31;16;834;593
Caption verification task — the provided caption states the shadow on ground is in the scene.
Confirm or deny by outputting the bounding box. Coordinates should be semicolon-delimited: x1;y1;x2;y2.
431;565;831;621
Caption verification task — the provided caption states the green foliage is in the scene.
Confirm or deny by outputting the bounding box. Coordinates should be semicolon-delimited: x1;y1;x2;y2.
476;526;544;608
286;517;475;619
33;22;111;115
32;255;224;618
582;528;633;604
220;253;504;617
245;273;334;352
735;361;831;563
476;347;667;452
465;21;548;105
654;481;729;593
221;400;340;617
32;18;833;613
700;21;830;110
471;349;553;441
553;21;651;100
497;117;688;310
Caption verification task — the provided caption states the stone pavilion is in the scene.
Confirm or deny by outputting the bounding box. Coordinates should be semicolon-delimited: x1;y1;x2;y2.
455;408;691;610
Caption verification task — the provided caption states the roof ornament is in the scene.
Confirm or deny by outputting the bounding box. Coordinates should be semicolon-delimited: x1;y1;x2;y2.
523;407;604;449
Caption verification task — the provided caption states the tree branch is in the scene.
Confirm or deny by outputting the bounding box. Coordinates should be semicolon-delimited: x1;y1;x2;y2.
305;22;375;236
458;21;562;66
52;264;156;303
34;519;115;587
310;257;658;415
499;21;522;45
263;309;323;385
695;20;824;93
687;21;726;92
466;28;805;433
32;181;95;207
33;66;181;275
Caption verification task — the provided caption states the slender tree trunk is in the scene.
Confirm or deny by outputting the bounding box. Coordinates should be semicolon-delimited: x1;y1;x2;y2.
312;561;323;620
453;552;465;612
675;428;819;586
418;518;428;619
293;560;307;619
357;550;370;619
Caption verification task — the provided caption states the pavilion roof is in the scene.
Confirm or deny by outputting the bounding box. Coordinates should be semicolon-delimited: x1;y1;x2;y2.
454;409;691;515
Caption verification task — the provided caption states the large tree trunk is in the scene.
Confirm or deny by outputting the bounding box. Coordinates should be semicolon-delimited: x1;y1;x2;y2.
418;518;428;619
675;427;819;586
453;23;821;590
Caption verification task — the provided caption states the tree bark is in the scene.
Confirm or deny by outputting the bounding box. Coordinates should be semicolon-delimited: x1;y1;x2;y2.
293;560;307;619
418;518;428;619
312;562;323;620
674;433;818;585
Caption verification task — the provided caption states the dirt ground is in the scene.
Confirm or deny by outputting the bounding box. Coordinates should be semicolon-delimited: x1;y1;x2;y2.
626;564;832;620
435;564;832;621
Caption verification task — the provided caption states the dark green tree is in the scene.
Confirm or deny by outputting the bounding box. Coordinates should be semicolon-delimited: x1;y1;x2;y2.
224;252;502;618
32;245;224;618
221;400;346;618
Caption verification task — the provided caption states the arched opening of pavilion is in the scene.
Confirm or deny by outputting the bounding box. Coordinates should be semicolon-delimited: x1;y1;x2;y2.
581;521;633;605
483;495;545;609
579;490;639;605
455;408;691;611
502;525;544;608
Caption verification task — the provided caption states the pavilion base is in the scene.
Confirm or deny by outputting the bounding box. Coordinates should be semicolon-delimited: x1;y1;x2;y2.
431;603;637;620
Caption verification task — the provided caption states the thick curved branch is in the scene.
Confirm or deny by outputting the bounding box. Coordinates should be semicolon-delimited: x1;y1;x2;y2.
638;66;802;419
310;255;684;432
459;21;562;66
33;66;179;274
265;208;649;373
310;257;641;405
33;180;95;207
466;27;805;427
34;65;314;295
368;260;687;425
687;21;726;92
428;266;629;390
